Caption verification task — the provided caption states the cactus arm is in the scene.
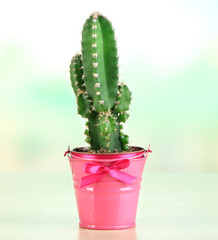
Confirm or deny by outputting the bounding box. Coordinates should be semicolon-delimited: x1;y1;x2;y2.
82;13;119;112
120;132;129;151
118;112;129;123
115;84;132;112
77;93;92;118
70;54;92;118
69;54;85;95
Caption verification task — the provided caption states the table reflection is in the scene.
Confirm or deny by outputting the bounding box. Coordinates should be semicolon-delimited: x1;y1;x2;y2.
78;226;137;240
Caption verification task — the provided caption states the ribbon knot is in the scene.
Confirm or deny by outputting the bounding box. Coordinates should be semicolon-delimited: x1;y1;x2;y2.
80;159;137;188
104;166;110;173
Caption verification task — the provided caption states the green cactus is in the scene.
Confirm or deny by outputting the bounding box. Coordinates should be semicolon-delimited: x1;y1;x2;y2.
69;12;132;153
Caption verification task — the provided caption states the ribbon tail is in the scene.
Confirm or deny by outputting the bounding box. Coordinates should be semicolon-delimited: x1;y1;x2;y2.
109;169;137;185
80;173;107;188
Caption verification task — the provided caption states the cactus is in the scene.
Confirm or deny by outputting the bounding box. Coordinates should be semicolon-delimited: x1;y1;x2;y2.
69;12;132;153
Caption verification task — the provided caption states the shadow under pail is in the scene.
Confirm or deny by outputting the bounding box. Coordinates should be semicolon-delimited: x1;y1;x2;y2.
78;226;137;240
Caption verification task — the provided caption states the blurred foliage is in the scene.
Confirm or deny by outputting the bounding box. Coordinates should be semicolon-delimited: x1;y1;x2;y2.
0;0;217;172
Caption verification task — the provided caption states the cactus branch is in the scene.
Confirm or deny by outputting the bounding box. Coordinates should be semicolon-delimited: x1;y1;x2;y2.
115;84;132;112
70;54;85;94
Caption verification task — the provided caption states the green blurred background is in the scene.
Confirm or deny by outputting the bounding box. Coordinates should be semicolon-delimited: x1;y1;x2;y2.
0;0;217;173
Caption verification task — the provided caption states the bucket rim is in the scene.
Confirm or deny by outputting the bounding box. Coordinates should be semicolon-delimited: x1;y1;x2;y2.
69;146;147;161
72;146;145;155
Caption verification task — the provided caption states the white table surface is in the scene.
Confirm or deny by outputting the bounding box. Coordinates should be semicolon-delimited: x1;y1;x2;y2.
0;173;218;240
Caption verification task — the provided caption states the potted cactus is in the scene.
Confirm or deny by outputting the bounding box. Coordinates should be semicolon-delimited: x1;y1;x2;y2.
65;12;151;230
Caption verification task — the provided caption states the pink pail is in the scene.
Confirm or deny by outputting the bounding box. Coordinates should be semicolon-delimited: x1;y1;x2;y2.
68;146;151;230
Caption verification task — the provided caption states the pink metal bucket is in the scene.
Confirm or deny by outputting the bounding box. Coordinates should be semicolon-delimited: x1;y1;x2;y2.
67;146;151;230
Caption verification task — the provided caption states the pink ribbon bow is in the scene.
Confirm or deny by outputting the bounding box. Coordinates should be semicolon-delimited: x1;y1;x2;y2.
80;159;137;188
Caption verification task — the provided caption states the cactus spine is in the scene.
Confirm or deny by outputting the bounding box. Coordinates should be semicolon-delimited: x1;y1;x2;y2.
70;12;132;152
